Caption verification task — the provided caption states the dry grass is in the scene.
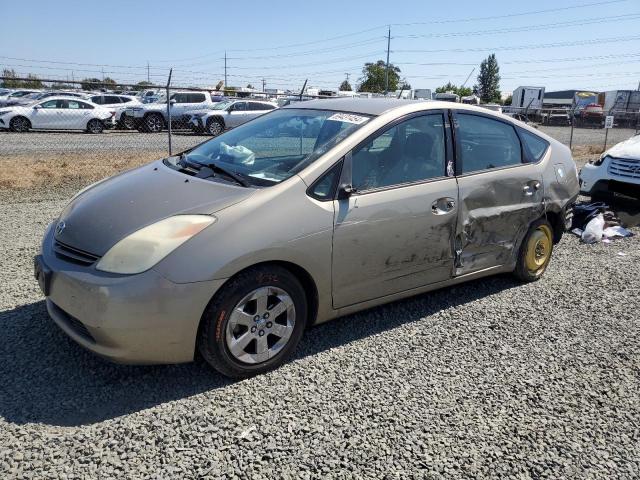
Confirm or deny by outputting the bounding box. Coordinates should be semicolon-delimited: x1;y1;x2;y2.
571;144;605;158
0;151;165;191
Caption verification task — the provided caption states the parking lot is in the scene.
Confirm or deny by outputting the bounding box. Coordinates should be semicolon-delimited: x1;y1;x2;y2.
1;121;639;478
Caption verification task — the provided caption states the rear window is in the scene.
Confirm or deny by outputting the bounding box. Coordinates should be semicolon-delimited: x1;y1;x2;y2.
519;129;549;163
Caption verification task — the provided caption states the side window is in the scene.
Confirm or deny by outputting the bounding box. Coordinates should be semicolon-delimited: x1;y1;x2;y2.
67;101;81;109
248;102;263;111
352;114;447;191
189;93;206;103
456;114;522;174
91;96;103;105
79;102;94;110
119;96;132;103
232;102;247;111
309;161;343;201
172;93;187;103
103;96;121;104
519;129;549;163
40;100;58;109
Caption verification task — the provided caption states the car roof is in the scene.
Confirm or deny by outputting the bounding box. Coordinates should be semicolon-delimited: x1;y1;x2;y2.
284;98;422;116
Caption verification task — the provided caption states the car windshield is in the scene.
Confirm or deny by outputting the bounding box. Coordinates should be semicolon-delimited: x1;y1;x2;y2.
183;108;371;186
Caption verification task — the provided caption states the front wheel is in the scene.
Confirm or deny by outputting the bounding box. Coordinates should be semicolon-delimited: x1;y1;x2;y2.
9;116;31;132
144;113;164;133
514;219;554;282
206;118;224;136
86;119;104;134
198;266;307;378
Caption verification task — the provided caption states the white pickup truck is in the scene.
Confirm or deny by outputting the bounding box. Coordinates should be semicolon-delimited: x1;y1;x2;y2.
123;91;220;132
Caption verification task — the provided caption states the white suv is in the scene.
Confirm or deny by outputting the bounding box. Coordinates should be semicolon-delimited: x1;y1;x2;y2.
124;91;217;132
90;94;141;129
580;134;640;198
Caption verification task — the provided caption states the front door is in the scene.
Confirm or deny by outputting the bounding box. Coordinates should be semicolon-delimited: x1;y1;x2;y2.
452;111;545;275
332;112;458;308
227;101;249;128
30;100;62;129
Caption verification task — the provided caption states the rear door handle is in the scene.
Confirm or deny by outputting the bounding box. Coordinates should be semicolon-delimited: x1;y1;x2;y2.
432;197;456;215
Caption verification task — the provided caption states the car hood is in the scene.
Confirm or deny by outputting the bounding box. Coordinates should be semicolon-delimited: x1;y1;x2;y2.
606;134;640;161
55;160;255;256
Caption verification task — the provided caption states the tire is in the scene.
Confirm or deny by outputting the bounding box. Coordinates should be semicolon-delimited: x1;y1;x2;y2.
198;265;308;378
144;113;164;133
9;116;31;133
206;118;224;136
86;119;104;134
120;114;135;130
514;218;554;282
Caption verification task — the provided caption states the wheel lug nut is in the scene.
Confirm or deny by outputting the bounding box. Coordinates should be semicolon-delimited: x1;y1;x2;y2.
266;321;272;328
251;326;257;333
263;312;270;319
253;315;260;322
259;330;265;336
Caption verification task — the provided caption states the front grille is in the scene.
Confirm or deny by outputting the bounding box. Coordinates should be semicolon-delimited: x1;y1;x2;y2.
53;240;100;266
608;157;640;180
50;301;95;343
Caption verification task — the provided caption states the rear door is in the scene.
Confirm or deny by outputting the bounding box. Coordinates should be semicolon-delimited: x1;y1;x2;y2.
332;111;458;308
59;99;92;129
452;110;545;275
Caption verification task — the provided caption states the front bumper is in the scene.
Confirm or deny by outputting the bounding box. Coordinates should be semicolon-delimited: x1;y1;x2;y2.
38;227;226;364
579;159;640;196
189;117;205;131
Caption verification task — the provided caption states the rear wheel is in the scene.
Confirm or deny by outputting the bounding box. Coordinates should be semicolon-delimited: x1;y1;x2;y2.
86;119;104;134
120;114;135;130
144;113;164;133
206;118;224;136
9;116;31;132
514;219;554;282
198;265;307;378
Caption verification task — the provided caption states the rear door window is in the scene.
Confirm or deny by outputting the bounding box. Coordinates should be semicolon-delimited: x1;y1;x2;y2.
519;129;549;163
455;114;522;174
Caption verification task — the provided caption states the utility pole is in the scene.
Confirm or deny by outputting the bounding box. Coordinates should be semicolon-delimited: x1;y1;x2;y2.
224;51;228;90
384;26;391;95
262;78;266;92
147;61;150;83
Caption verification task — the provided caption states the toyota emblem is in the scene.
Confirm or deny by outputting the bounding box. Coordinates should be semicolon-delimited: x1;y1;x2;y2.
55;221;66;236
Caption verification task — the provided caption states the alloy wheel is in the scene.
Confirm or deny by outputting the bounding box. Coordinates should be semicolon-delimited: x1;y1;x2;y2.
225;286;296;364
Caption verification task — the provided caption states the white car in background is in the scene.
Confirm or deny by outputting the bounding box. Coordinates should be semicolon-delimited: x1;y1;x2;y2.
188;99;277;135
0;89;42;107
89;94;142;129
0;97;115;133
580;134;640;198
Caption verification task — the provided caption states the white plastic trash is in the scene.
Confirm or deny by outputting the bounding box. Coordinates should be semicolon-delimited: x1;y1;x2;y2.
581;214;605;244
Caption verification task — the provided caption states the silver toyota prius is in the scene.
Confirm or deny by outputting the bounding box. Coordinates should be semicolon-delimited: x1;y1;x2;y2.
35;98;579;378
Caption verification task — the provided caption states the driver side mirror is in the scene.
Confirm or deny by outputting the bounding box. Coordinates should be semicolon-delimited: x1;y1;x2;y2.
169;99;176;105
337;184;357;200
33;104;41;110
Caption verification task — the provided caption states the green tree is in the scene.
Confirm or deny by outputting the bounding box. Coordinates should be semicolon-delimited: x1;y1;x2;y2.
435;82;472;97
357;60;401;93
80;77;117;90
1;69;43;88
399;79;411;90
133;81;153;91
339;80;352;91
503;95;512;106
474;54;501;103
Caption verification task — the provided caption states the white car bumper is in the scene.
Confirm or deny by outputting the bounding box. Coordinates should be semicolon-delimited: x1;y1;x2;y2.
580;156;640;196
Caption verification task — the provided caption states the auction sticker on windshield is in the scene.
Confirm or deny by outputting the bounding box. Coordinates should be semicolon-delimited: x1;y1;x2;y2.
327;113;369;125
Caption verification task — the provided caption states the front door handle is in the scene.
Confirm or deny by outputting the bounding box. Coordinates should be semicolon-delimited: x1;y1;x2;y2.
432;197;456;215
523;181;541;196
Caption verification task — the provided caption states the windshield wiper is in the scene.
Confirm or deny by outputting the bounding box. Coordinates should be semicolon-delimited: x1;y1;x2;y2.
204;163;250;187
177;153;250;187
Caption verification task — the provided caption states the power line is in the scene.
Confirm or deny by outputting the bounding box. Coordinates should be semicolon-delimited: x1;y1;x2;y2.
395;35;640;54
394;13;640;39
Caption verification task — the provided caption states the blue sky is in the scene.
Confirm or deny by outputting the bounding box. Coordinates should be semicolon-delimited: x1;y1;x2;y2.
1;0;639;94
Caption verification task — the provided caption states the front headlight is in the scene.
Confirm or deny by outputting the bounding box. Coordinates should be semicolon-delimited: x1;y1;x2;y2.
0;110;10;116
96;215;215;274
590;154;609;166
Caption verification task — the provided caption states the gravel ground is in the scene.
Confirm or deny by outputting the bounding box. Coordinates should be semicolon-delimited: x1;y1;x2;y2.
1;184;640;478
0;125;637;156
1;125;640;478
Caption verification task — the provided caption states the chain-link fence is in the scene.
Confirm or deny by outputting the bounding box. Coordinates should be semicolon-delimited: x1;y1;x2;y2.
1;76;639;194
